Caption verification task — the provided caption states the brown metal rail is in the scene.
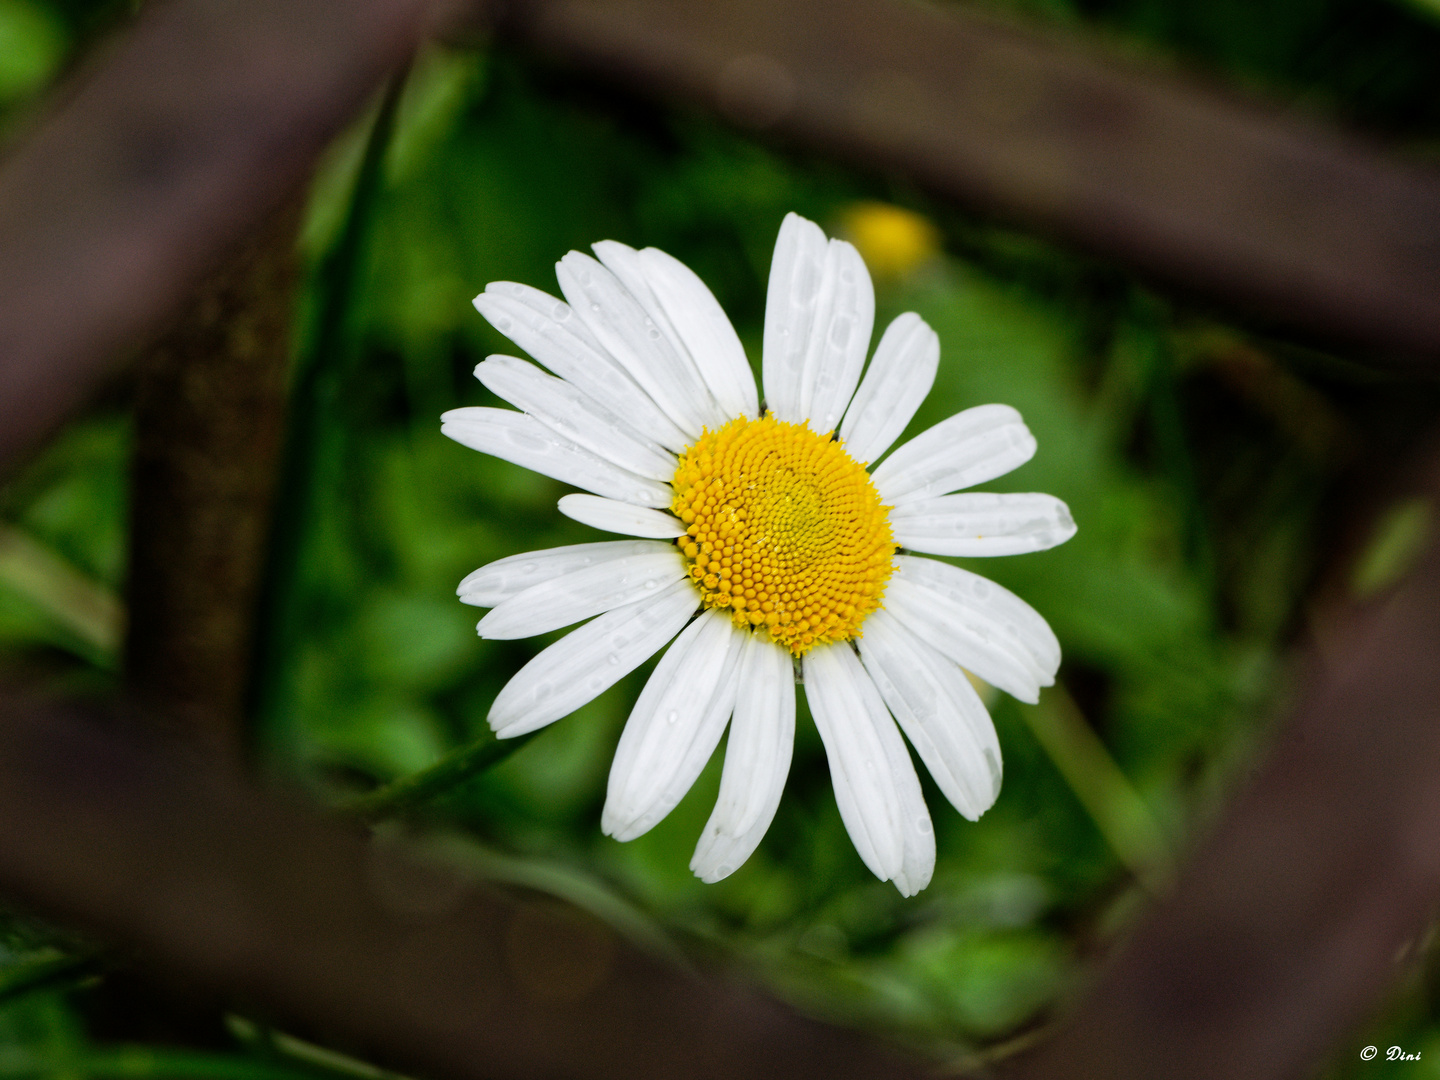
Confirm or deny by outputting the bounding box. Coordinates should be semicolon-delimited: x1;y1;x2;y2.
505;0;1440;367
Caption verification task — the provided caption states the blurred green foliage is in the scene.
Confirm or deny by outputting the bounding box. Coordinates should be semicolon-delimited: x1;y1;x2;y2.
3;0;1440;1075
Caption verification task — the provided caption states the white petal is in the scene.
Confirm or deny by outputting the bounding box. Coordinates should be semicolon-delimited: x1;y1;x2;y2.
556;252;721;438
838;313;939;465
458;540;661;607
896;554;1060;674
473;283;688;451
558;494;686;538
474;356;677;481
639;246;759;420
882;576;1039;703
891;492;1077;557
603;610;744;841
691;636;795;882
871;404;1037;506
440;407;672;507
798;239;874;434
881;554;1061;704
478;547;687;639
762;213;828;423
803;644;934;895
592;241;727;432
590;243;748;429
591;241;694;373
858;609;1002;821
488;579;699;737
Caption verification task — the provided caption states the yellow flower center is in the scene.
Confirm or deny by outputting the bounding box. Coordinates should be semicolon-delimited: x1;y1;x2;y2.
671;415;896;656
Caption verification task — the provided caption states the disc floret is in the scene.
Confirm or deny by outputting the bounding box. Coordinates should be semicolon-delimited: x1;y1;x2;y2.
671;415;896;655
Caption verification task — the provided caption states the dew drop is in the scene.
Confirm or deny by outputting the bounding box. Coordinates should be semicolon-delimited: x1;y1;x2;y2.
666;710;679;726
552;302;569;320
608;653;621;666
917;817;933;835
495;316;513;331
644;579;658;590
521;562;536;574
590;302;602;313
717;864;735;878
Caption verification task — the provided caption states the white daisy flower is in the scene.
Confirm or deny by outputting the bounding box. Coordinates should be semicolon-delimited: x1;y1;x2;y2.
444;212;1075;896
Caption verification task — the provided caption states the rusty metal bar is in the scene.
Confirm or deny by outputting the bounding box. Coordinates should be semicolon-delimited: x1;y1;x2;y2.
501;0;1440;367
126;200;301;756
0;695;928;1080
0;0;457;470
1004;446;1440;1080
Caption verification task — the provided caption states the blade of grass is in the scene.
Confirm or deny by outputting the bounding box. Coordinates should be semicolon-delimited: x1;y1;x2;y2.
413;832;689;968
1020;683;1175;895
0;948;106;1007
1132;291;1216;596
339;729;538;821
248;68;408;744
0;524;123;657
226;1018;413;1080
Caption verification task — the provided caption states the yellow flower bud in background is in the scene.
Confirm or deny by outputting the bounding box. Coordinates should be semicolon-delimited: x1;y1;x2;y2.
841;201;941;279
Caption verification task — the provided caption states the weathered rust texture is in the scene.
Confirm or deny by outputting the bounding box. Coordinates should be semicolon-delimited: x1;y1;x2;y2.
125;202;301;755
0;695;931;1080
1005;445;1440;1080
0;0;459;470
501;0;1440;365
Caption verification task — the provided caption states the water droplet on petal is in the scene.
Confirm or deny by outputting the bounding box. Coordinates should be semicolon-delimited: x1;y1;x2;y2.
521;562;536;574
645;579;657;589
666;710;679;726
608;653;621;666
552;302;569;320
590;302;602;313
495;316;513;331
917;817;933;834
717;864;734;877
